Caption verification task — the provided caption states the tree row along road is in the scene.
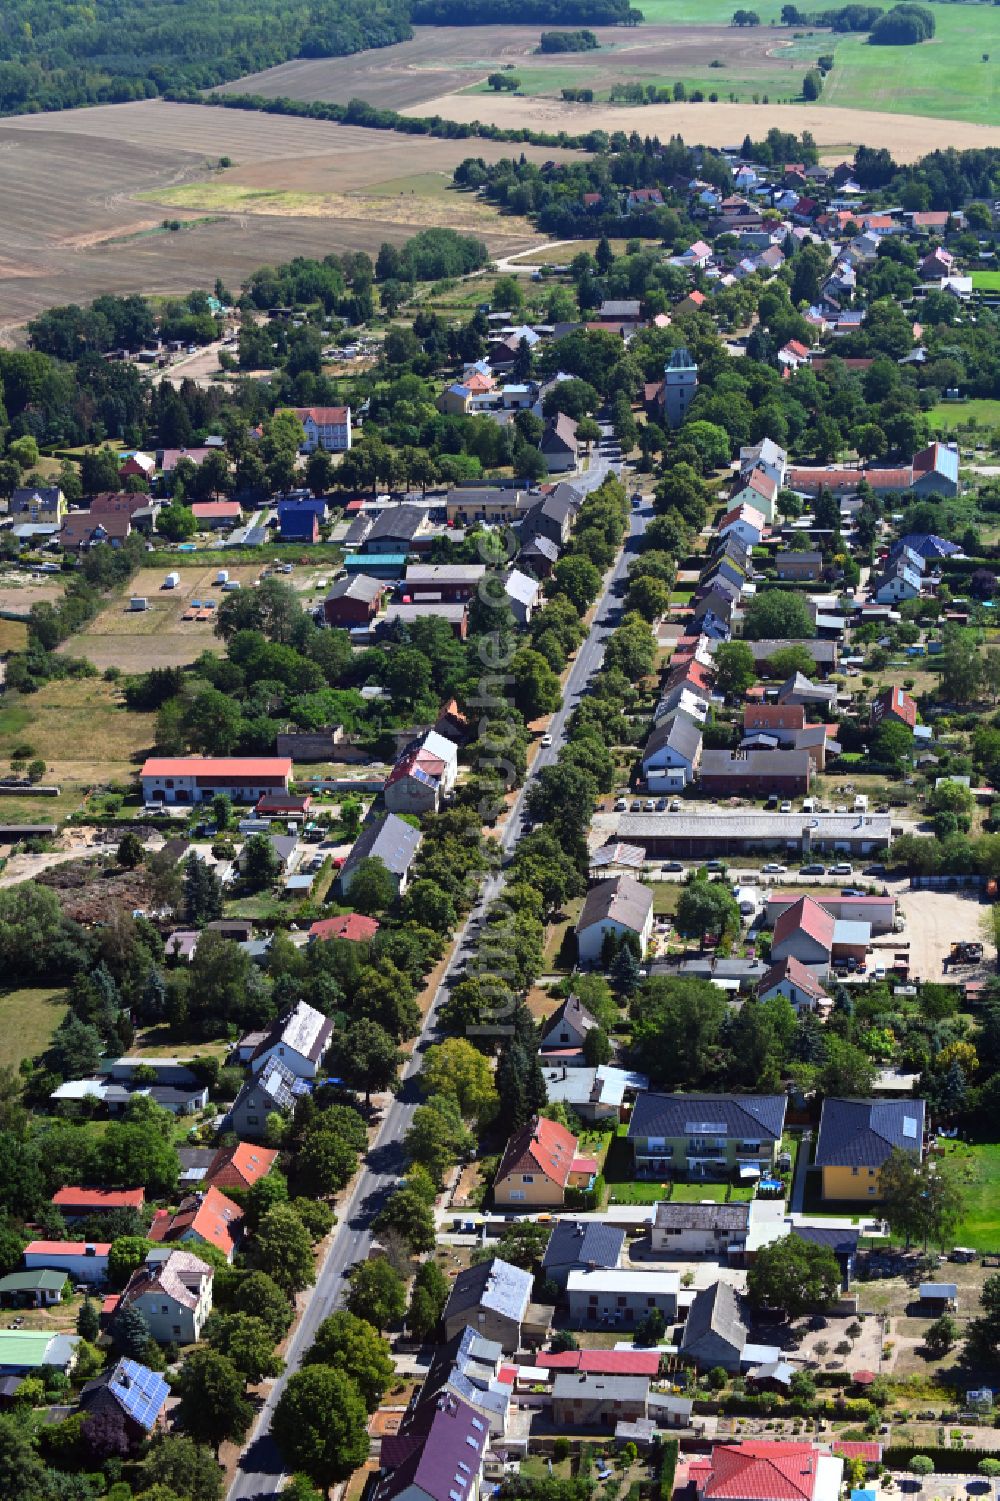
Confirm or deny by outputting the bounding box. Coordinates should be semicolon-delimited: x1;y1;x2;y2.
228;448;640;1501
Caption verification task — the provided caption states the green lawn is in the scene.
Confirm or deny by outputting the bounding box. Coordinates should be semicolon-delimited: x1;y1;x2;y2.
928;398;1000;432
0;987;68;1071
972;270;1000;292
819;9;1000;125
937;1139;1000;1252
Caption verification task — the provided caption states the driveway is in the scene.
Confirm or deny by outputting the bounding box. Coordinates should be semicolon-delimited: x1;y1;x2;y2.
892;881;991;982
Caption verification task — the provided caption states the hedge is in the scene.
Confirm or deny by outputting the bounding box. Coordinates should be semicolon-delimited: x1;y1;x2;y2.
659;1438;679;1501
882;1447;1000;1473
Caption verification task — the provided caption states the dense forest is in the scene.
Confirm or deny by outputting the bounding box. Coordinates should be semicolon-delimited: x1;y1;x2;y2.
0;0;639;115
0;0;412;113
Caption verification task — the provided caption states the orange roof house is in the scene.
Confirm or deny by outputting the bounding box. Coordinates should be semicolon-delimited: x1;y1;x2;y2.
204;1143;278;1194
693;1442;843;1501
148;1186;244;1261
494;1116;579;1207
308;913;380;944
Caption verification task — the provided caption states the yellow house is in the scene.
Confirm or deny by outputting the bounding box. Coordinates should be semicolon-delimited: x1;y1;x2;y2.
494;1115;583;1208
815;1097;926;1202
10;486;65;525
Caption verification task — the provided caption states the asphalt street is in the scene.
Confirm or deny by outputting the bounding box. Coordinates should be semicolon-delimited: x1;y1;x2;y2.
228;443;642;1500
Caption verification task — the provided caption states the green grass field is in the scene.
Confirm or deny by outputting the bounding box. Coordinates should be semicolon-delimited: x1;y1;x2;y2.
818;8;1000;124
972;270;1000;291
938;1139;1000;1251
928;398;1000;432
0;987;68;1072
471;0;1000;125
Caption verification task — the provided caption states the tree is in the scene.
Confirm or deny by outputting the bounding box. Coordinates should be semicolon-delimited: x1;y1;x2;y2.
582;1026;611;1065
939;626;982;705
714;641;755;701
175;1348;252;1455
374;1185;435;1254
908;1457;935;1478
802;67;822;99
924;1313;958;1357
407;1259;449;1340
133;1434;224;1501
872;718;914;769
346;1259;406;1331
747;1236;841;1317
251;1204;315;1293
77;1298;100;1342
112;1303;153;1361
552;555;602;614
0;1412;57;1499
305;1310;394;1411
272;1366;369;1498
404;1092;476;1183
345;857;396;916
819;1036;875;1097
420;1038;498;1124
242;833;280;893
624;575;671;621
880;1148;964;1250
204;1312;284;1384
768;644;817;680
675;881;739;942
610;945;641;998
334;1020;401;1105
116;831;144;869
296;1125;357;1198
742;591;815;640
512;648;561;720
49;1013;102;1079
230;1271;293;1341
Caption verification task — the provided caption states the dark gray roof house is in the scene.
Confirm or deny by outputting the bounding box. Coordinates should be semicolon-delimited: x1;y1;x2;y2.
628;1092;787;1145
338;810;422;896
680;1280;748;1371
541;1221;626;1288
815;1097;926;1169
361;504;426;553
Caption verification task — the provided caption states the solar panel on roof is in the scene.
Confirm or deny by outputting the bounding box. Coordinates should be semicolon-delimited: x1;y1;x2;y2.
902;1116;917;1138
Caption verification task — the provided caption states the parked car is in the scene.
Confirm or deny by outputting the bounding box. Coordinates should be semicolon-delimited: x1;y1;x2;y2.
779;801;792;813
655;798;668;811
644;799;655;812
614;798;628;812
800;864;826;875
704;860;724;872
762;863;788;874
841;887;865;897
863;863;886;876
830;863;854;876
662;861;685;873
631;800;642;812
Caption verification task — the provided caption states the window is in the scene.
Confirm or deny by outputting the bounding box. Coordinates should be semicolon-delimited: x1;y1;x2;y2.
617;1296;626;1308
851;1167;859;1176
589;1295;598;1305
173;1324;181;1335
868;1186;877;1195
521;1174;534;1184
509;1190;525;1202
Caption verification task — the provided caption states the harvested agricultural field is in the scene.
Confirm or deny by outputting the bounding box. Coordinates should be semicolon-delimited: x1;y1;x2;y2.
402;92;1000;161
214;21;799;109
57;563;263;672
0;101;544;333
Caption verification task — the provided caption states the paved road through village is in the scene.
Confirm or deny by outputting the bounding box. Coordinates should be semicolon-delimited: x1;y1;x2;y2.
228;441;642;1500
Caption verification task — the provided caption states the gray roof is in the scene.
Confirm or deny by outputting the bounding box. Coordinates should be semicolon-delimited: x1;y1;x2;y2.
365;504;425;544
815;1097;925;1168
616;810;892;845
340;810;422;881
327;575;384;604
600;300;642;318
406;564;486;585
700;749;812;779
629;1092;786;1143
444;1258;531;1325
504;568;540;607
576;874;653;936
681;1280;747;1357
777;552;822;566
776;672;837;703
520;534;560;563
793;1224;858;1259
540;993;599;1043
542;1221;626;1273
552;1372;650;1402
748;639;837;665
645;713;703;764
655;1201;750;1233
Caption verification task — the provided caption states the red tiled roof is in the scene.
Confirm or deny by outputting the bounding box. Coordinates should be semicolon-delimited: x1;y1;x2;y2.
773;895;835;953
744;705;805;732
142;757;292;779
497;1115;578;1189
833;1443;882;1462
699;1443;824;1501
190;501;241;518
743;470;777;501
875;684;916;728
290;406;349;423
205;1143;278;1193
571;1156;598;1176
52;1187;144;1211
758;955;829;1003
309;913;380;943
535;1349;661;1375
151;1186;243;1258
26;1240;111;1256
